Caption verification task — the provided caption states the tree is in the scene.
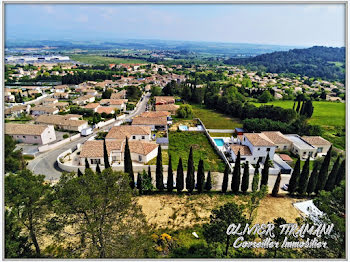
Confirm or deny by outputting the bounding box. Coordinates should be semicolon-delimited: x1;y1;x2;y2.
334;159;345;187
5;170;52;257
258;90;273;103
52;169;153;258
251;164;260;193
77;168;83;177
298;156;310;195
205;171;212;192
176;158;184;193
155;145;164;191
124;138;134;189
247;185;268;221
186;147;195;193
231;151;241;193
176;104;193;119
302;99;314;118
241;161;249;193
260;154;270;188
203;202;249;257
288;158;300;195
103;140;110;169
306;162;319;195
271;172;281;197
85;158;90;169
315;146;332;194
324;156;340;191
5;135;26;173
196;159;205;193
136;172;143;194
95;163;101;174
167;154;174;192
222;165;229;193
147;166;152;192
141;169;153;193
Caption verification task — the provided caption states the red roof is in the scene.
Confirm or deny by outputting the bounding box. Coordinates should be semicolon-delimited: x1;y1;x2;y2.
279;154;293;162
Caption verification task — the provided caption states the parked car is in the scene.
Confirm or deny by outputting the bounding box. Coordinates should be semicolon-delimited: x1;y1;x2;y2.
281;184;289;191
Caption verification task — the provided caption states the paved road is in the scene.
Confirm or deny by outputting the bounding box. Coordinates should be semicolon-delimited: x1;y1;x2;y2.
27;93;151;180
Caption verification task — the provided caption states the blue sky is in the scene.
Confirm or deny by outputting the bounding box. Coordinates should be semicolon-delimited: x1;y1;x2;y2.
5;3;345;47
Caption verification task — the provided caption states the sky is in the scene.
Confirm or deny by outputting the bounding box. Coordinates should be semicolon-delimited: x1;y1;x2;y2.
5;3;346;47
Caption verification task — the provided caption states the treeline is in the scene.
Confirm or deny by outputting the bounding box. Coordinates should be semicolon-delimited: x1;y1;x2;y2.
225;46;345;83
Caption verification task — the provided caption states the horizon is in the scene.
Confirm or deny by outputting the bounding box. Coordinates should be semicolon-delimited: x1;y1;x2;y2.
5;3;345;48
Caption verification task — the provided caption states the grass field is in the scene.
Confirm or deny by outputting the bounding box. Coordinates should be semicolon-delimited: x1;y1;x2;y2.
70;54;147;65
146;131;225;172
191;104;243;129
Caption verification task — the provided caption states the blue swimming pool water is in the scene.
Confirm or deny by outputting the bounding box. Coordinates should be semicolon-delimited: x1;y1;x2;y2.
214;138;225;147
179;125;189;131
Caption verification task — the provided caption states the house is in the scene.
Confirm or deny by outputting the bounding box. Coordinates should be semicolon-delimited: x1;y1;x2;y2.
132;116;168;131
31;106;59;116
54;102;69;111
234;128;245;136
111;90;127;99
84;103;100;112
54;85;68;93
53;92;69;99
140;111;171;118
285;134;317;159
301;136;332;156
35;114;88;132
261;131;293;151
106;125;152;141
99;99;127;111
5;105;31;118
155;104;180;115
41;98;58;105
154;96;175;105
79;139;158;165
229;145;253;163
96;106;115;115
72;95;95;105
4;91;15;102
5;123;56;145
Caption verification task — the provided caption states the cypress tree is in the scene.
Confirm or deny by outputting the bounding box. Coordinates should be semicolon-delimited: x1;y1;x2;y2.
324;156;340;191
307;162;319;196
197;159;205;193
155;145;164;191
124;137;134;189
298;156;310;195
103;139;110;169
288;158;300;195
186;147;195;193
292;101;296;111
205;171;212;191
304;100;314;118
222;165;229;193
85;158;90;169
148;165;152;185
176;158;184;193
231;151;241;193
335;159;345;186
295;99;301;113
77;168;83;177
299;100;305;115
96;163;101;174
260;154;270;188
252;164;260;193
315;146;332;194
167;154;174;192
272;172;281;197
241;161;249;193
136;172;143;194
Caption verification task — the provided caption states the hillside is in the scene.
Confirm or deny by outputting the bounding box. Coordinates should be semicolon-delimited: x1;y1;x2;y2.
225;46;345;82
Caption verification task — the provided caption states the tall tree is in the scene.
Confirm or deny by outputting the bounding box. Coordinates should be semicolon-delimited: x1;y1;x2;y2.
288;158;300;195
205;171;212;192
324;156;340;191
136;172;143;194
167;154;174;192
260;154;270;189
124;137;134;189
335;159;345;187
298;156;310;195
231;151;241;193
85;158;90;169
96;163;101;174
77;168;83;177
252;164;260;193
222;165;229;193
315;146;332;194
303;99;314;118
241;161;250;193
155;145;164;191
295;98;301;113
186;147;195;193
176;158;184;193
307;162;319;196
272;172;282;197
147;166;152;186
5;170;52;257
103;139;110;169
196;159;205;193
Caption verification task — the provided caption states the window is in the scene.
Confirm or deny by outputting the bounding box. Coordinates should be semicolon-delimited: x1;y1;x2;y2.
283;146;287;150
241;157;246;161
34;136;37;139
267;148;270;152
112;156;117;161
138;155;142;162
317;147;323;153
303;152;307;155
142;136;145;139
257;148;260;151
23;136;26;138
132;136;136;139
90;159;101;164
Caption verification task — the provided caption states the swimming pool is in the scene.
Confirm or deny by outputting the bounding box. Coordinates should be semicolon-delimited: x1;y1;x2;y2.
214;138;225;147
179;125;189;131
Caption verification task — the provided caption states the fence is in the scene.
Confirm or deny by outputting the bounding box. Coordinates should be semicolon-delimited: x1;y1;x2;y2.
38;133;81;152
207;129;235;133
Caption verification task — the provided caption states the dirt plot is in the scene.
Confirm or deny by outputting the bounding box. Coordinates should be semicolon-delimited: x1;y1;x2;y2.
137;194;302;230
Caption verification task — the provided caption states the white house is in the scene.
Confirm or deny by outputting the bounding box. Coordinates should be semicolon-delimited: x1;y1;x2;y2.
5;123;56;145
301;136;332;156
105;125;152;141
285;134;317;159
35;114;88;132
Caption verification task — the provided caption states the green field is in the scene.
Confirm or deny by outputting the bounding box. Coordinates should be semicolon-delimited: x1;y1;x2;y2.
252;100;345;149
146;131;225;172
191;104;243;130
70;54;147;65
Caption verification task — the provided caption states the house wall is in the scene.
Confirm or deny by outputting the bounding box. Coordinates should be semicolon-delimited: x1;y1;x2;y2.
313;144;331;156
229;150;255;164
242;137;276;163
291;145;317;159
274;143;292;152
40;125;56;144
12;134;43;144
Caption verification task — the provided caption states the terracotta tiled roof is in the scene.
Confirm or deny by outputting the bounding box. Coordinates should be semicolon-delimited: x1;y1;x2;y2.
244;133;275;147
126;141;158;155
31;106;58;113
140;111;170;118
132;116;167;126
106;125;151;140
96;107;115;114
301;136;331;146
279;154;293;162
155;104;179;112
100;99;127;105
80;141;104;158
84;103;100;109
262;131;292;145
35;115;87;127
155;96;175;104
5;123;49;136
230;145;252;156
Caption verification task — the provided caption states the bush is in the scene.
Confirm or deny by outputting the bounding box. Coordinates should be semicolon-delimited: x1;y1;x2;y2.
62;134;69;139
176;104;193;119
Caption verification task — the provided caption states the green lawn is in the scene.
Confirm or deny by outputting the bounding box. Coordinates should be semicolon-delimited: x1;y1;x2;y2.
70;54;147;65
146;131;225;172
191;104;243;130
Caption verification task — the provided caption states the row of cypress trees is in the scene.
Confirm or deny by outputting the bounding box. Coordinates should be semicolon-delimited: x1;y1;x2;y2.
221;151;271;194
288;146;345;196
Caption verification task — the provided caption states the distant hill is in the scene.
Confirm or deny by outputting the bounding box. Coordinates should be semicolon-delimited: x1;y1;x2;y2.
224;46;345;82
